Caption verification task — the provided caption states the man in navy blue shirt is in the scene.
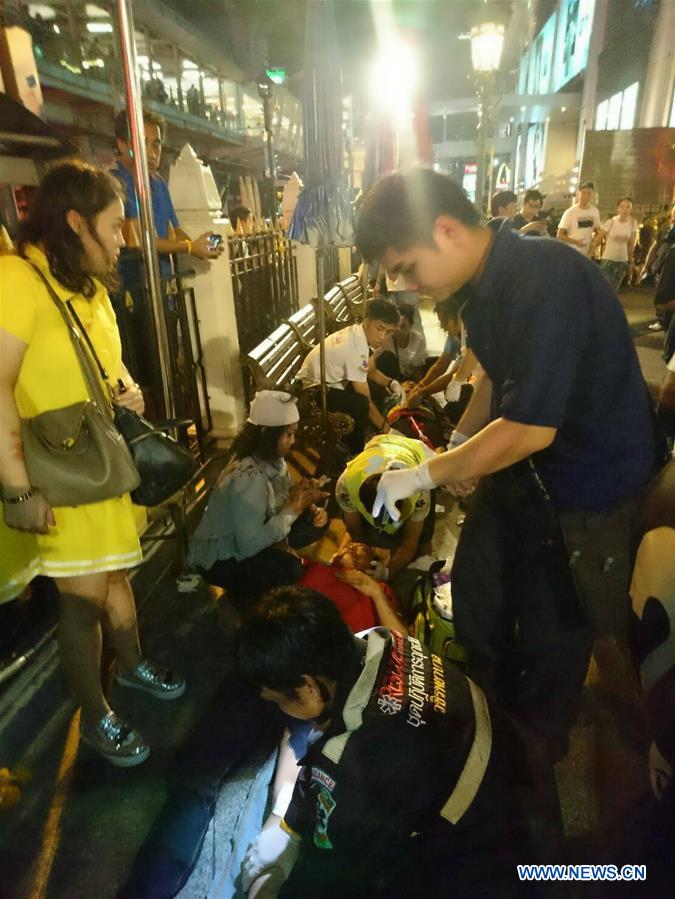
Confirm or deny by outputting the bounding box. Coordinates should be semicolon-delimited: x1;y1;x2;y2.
356;169;658;757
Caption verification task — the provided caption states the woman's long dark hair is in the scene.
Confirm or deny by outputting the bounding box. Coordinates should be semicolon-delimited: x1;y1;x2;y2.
18;161;124;298
230;423;287;462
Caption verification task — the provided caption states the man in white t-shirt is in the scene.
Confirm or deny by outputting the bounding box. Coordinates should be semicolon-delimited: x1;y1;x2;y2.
557;181;601;256
297;298;401;451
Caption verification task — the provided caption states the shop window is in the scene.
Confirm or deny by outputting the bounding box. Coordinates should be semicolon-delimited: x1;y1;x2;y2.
595;82;639;131
619;82;638;129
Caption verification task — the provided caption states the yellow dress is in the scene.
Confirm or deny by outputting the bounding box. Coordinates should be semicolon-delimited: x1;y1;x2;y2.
0;245;143;603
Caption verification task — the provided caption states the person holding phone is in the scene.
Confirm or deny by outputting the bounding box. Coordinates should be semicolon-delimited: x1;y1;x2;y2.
112;109;224;415
188;391;328;610
112;110;224;267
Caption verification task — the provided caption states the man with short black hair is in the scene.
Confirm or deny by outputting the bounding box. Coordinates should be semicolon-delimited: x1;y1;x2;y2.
490;189;518;220
237;589;553;899
355;168;658;757
297;297;402;451
512;189;548;236
113;109;222;266
556;180;601;256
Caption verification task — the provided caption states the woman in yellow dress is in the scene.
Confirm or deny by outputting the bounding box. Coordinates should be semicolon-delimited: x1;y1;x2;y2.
0;162;184;767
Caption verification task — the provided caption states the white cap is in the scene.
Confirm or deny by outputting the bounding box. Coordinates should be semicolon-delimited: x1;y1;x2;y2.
247;390;299;427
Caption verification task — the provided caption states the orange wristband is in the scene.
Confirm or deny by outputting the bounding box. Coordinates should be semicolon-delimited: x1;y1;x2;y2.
184;239;192;254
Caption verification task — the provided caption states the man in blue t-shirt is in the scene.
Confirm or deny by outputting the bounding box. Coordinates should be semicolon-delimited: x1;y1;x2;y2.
112;109;223;276
356;169;659;758
112;110;224;394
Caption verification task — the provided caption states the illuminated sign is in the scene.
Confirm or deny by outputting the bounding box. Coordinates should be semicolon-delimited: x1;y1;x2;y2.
552;0;596;92
266;68;287;86
517;0;596;96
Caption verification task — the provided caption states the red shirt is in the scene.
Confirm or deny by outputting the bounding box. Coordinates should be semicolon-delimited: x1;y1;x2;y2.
300;564;379;633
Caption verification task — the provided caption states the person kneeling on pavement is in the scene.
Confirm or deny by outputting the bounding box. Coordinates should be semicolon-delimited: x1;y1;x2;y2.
237;589;558;899
335;433;436;584
296;297;403;453
188;391;328;609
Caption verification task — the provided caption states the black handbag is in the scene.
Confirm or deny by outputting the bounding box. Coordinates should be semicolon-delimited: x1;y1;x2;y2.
113;405;196;506
66;302;197;507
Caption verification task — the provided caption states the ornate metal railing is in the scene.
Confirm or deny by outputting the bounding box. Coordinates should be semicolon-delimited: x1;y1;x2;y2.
228;228;300;354
112;258;212;461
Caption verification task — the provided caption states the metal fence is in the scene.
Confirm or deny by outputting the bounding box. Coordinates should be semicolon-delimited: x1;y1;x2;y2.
113;258;212;461
322;246;340;293
229;228;300;354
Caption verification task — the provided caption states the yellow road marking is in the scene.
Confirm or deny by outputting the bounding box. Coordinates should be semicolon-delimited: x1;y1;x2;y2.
28;709;81;899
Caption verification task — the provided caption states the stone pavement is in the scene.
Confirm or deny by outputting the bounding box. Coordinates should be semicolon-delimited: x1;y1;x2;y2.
0;286;667;899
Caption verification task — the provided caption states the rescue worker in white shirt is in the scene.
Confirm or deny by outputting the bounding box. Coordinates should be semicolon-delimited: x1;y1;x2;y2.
297;298;402;452
334;433;436;582
237;590;558;899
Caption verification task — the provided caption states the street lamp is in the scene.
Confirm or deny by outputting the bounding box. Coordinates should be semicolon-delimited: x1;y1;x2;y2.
470;22;504;215
256;68;285;217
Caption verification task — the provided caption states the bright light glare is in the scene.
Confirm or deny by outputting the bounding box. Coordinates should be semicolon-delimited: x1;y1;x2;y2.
369;0;421;165
86;22;112;33
470;22;504;73
369;40;418;114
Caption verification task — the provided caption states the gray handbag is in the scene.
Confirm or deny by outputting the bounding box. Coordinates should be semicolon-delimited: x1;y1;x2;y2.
20;264;140;507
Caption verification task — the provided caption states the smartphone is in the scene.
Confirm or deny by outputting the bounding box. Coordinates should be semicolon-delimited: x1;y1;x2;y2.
207;234;223;250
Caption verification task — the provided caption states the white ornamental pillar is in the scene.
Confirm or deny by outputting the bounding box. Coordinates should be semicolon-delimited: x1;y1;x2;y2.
295;242;318;304
168;144;246;439
338;247;352;280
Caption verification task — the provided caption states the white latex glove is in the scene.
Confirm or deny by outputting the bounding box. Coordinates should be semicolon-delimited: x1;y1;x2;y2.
444;379;462;403
388;379;406;403
372;461;435;522
447;430;470;449
241;821;300;893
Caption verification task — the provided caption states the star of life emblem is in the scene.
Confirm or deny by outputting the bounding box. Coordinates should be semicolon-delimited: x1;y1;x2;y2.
377;693;402;715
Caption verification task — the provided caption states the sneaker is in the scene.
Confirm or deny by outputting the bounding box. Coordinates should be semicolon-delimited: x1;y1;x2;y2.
80;711;150;767
116;659;186;700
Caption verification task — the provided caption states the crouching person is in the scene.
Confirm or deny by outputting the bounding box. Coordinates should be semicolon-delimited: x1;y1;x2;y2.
188;391;328;610
237;589;559;899
336;433;436;583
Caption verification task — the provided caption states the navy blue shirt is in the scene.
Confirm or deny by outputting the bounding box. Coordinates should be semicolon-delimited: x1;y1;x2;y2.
112;162;179;279
461;224;656;510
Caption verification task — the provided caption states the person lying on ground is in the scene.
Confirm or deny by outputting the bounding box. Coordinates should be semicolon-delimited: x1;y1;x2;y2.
188;390;328;610
301;541;409;634
382;384;448;450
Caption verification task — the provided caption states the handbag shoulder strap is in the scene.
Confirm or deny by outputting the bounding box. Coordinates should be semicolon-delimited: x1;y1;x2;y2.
26;261;113;413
